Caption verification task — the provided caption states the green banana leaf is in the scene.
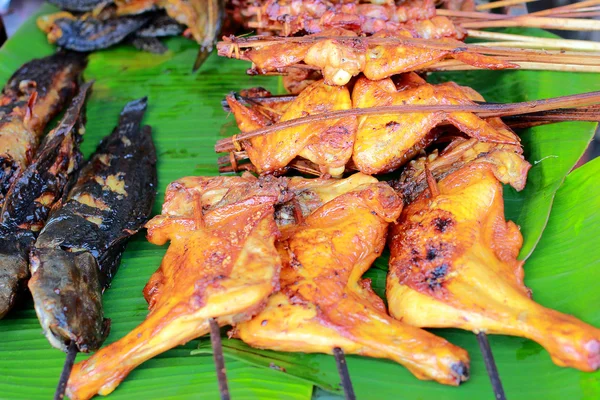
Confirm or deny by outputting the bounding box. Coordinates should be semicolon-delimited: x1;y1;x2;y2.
0;4;599;400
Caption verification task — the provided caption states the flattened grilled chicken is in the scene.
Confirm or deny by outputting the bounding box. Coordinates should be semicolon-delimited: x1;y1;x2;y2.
227;79;356;176
28;98;156;352
387;155;600;372
66;173;289;400
217;28;515;86
224;73;521;176
0;82;92;319
237;173;471;386
0;52;85;207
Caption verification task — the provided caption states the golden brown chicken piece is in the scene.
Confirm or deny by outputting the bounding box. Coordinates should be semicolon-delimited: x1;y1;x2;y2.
387;160;600;372
224;74;521;177
236;173;471;386
227;79;356;176
217;28;515;86
66;174;289;400
351;74;520;174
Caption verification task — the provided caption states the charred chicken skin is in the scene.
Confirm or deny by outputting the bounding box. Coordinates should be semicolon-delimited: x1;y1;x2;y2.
236;173;471;386
224;73;520;176
0;52;85;207
387;158;600;372
66;174;289;400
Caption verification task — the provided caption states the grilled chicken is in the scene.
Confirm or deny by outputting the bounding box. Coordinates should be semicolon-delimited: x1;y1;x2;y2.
28;98;156;352
0;52;85;207
217;28;515;86
226;79;356;176
66;173;289;400
237;173;471;386
387;154;600;372
0;82;92;319
224;73;521;176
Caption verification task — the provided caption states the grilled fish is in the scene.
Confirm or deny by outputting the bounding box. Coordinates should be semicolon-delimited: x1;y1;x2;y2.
47;0;108;12
0;52;85;207
66;174;288;399
0;82;92;319
28;98;157;352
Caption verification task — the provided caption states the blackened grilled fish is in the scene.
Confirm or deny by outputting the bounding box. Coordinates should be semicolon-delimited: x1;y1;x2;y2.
136;13;185;37
29;97;157;352
49;14;151;52
0;82;92;319
0;52;85;208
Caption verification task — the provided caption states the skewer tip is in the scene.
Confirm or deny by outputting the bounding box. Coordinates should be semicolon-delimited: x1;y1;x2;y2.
476;332;507;400
333;347;356;400
54;341;78;400
209;318;231;400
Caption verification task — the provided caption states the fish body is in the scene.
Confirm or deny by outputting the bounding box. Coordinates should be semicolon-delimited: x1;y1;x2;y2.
29;97;157;352
47;0;110;12
0;82;92;319
0;52;85;207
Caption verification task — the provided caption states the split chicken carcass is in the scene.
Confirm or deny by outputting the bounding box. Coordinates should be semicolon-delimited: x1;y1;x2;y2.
217;27;515;86
224;73;520;176
387;144;600;371
66;173;290;400
236;173;471;386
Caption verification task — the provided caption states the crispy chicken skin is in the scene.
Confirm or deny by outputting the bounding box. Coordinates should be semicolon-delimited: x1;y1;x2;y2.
66;174;289;400
352;75;519;174
227;79;356;176
387;162;600;372
237;174;471;386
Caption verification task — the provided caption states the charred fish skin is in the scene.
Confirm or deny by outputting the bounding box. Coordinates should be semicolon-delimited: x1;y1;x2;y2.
136;13;185;38
47;0;110;12
0;82;92;320
51;15;150;52
29;97;157;352
0;51;86;208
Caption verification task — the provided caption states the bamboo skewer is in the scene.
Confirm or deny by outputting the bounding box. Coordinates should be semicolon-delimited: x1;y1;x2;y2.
215;91;600;153
466;29;600;52
209;318;231;400
54;342;78;400
477;333;507;400
427;60;600;73
461;15;600;31
530;0;600;16
476;0;538;11
333;348;356;400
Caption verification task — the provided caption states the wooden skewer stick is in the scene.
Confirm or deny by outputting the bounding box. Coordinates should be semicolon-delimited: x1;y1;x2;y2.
466;29;600;52
531;0;600;16
54;342;78;400
476;0;538;11
333;347;356;400
215;91;600;153
427;60;600;73
209;318;231;400
477;333;507;400
461;15;600;31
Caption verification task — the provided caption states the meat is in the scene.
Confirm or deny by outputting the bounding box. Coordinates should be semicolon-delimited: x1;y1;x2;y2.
223;74;522;176
66;173;290;400
236;173;470;386
28;97;157;352
387;151;600;372
0;52;85;207
0;82;92;319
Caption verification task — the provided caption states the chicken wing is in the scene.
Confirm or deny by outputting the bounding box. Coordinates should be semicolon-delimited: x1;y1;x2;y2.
236;173;471;386
227;79;356;176
0;52;85;207
387;159;600;371
66;174;289;400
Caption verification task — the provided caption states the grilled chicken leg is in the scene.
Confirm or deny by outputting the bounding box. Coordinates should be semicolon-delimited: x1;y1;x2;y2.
237;173;471;386
388;160;600;371
66;174;289;400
